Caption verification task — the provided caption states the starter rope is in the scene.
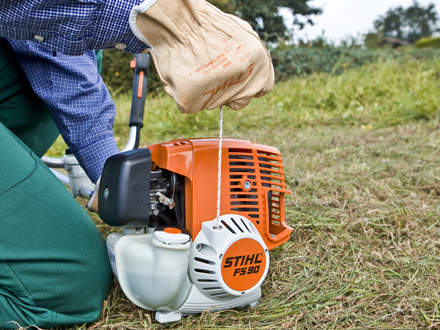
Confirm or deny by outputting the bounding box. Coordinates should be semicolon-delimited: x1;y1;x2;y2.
216;106;223;228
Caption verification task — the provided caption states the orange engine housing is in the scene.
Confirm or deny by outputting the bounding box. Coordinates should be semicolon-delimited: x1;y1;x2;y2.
148;138;292;250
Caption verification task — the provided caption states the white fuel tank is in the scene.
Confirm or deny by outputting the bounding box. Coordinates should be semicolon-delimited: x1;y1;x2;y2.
106;229;192;311
106;216;267;323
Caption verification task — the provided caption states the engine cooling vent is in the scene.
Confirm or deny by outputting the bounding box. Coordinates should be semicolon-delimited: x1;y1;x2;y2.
219;215;257;235
257;150;288;235
189;215;269;299
226;148;290;249
228;149;259;222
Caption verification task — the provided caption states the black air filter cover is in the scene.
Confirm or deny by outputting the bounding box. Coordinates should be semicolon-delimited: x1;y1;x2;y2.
98;149;151;227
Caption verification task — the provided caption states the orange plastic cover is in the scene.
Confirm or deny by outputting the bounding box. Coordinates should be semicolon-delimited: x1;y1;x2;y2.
221;238;266;291
148;138;293;250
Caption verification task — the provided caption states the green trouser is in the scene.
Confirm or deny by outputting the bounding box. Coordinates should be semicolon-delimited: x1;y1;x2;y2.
0;40;112;328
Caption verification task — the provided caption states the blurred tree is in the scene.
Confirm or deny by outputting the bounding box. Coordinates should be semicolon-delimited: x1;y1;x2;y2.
373;1;439;43
208;0;322;43
235;0;322;43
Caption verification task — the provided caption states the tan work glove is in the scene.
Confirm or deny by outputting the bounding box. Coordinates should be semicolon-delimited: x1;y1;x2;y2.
129;0;275;113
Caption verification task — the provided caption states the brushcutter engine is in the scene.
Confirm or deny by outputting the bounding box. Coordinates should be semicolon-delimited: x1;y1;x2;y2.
98;138;292;323
148;169;185;228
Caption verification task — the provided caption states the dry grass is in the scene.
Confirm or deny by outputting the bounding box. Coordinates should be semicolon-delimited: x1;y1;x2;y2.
48;57;440;329
80;120;440;329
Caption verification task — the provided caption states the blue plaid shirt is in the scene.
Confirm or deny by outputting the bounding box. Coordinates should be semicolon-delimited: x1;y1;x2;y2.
8;40;119;182
0;0;146;55
1;0;149;182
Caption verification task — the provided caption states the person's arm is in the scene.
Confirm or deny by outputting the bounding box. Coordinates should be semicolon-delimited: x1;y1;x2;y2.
8;40;119;182
3;0;275;134
0;0;147;55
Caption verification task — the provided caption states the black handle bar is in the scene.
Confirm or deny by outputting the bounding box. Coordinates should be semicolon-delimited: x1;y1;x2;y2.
129;53;150;129
126;53;150;150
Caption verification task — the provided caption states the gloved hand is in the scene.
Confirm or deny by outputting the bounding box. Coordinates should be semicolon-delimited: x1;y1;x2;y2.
129;0;274;114
87;178;100;213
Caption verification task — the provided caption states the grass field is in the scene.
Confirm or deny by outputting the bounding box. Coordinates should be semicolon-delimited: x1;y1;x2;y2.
49;56;440;328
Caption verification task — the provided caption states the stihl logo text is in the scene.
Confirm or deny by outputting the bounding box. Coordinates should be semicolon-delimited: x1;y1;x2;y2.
223;253;263;277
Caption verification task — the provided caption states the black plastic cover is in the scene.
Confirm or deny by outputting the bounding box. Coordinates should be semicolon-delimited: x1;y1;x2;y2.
98;149;151;227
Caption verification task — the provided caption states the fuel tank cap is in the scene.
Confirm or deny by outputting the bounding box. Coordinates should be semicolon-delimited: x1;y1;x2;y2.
153;228;190;245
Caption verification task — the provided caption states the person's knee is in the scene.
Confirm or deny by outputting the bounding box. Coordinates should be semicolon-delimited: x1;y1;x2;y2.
0;124;112;327
0;247;112;328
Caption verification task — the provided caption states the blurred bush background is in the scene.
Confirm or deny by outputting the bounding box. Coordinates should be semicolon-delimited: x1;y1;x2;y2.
100;0;440;96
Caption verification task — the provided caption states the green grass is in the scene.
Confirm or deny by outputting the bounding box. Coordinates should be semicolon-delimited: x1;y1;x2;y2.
48;56;440;328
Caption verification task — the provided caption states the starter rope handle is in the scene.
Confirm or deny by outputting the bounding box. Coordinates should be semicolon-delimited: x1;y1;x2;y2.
216;106;223;228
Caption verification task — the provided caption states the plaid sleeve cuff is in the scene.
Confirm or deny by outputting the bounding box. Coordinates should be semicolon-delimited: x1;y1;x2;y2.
74;136;120;183
90;0;149;54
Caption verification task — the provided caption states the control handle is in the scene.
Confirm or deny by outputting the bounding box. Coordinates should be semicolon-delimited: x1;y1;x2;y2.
129;53;150;128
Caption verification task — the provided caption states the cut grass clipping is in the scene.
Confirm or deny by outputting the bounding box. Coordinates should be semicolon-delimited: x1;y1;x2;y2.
48;56;440;328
